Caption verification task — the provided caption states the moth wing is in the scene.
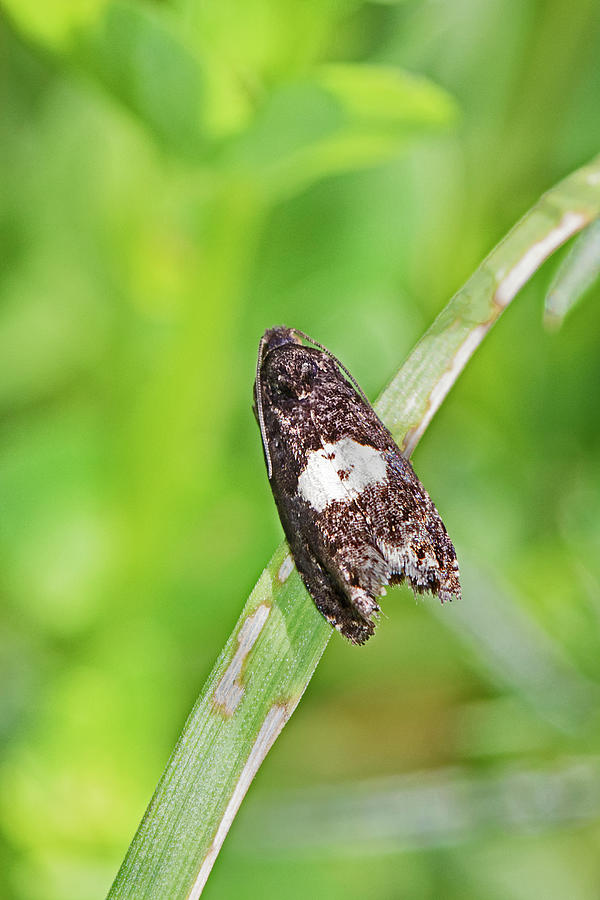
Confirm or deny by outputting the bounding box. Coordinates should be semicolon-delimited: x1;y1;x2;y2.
367;449;461;602
258;342;460;643
298;404;460;606
258;418;376;644
275;485;380;644
292;428;394;620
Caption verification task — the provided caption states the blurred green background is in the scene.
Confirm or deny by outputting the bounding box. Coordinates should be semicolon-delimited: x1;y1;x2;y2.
1;1;600;898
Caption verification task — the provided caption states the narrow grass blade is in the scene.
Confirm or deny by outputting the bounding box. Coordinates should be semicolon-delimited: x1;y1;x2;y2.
234;756;600;856
108;545;331;900
434;562;599;733
107;153;600;899
376;154;600;453
544;218;600;328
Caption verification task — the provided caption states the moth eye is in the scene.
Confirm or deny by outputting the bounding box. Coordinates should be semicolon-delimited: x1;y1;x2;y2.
300;360;318;381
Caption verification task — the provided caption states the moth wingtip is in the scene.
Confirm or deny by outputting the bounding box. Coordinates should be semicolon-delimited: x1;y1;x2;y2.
332;613;377;646
437;577;462;604
348;624;376;646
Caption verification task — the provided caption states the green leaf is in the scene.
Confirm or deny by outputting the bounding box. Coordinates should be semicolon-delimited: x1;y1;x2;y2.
316;63;458;132
2;1;211;156
232;64;458;197
72;1;208;157
0;0;108;49
235;755;600;855
107;154;600;899
544;218;600;328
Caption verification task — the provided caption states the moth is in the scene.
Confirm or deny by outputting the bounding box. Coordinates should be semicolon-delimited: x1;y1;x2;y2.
254;327;461;644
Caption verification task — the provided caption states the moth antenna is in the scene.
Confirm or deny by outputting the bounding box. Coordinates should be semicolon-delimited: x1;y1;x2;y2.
255;334;273;479
292;329;372;407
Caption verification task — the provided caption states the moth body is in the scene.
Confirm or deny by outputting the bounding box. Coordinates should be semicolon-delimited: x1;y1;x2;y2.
254;327;460;644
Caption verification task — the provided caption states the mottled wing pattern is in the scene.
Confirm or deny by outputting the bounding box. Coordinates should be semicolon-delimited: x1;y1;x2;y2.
255;327;461;644
262;382;381;644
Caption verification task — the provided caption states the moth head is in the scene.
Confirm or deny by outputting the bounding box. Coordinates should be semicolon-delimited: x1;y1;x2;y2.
254;326;369;479
259;326;300;356
264;349;321;404
256;327;320;405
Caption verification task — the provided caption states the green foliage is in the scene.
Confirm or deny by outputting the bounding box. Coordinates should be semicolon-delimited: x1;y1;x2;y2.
1;1;600;899
75;2;209;157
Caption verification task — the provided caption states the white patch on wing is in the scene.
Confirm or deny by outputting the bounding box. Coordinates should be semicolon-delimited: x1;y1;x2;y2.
297;437;388;513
